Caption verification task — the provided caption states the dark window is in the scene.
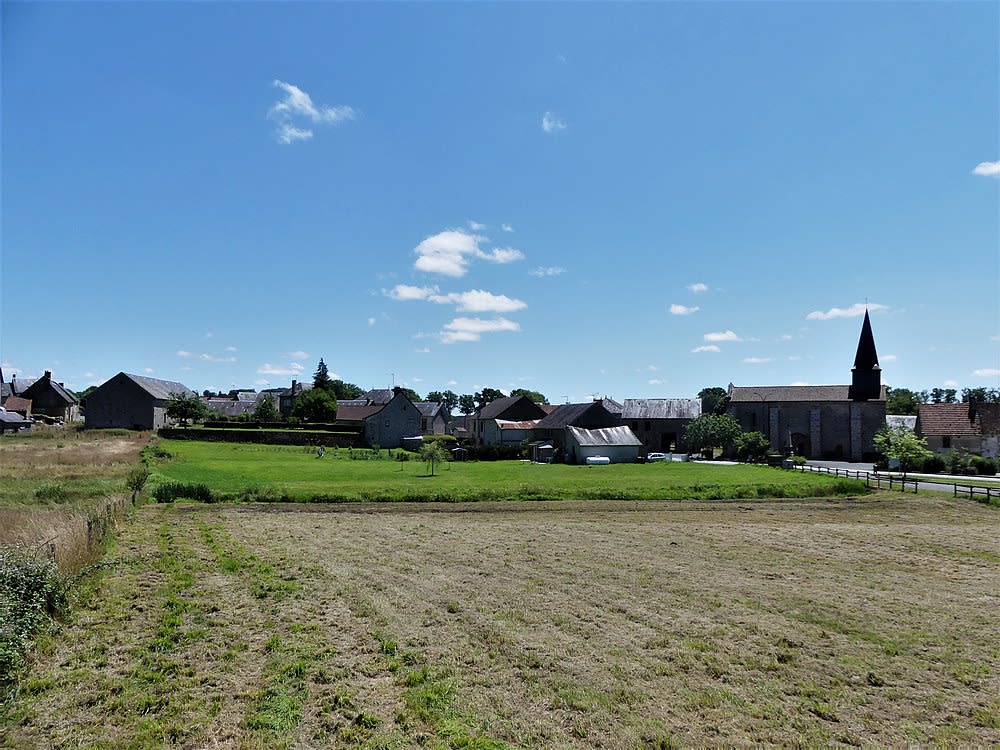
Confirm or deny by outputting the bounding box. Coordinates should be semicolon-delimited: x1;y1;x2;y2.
644;421;651;431
942;436;952;448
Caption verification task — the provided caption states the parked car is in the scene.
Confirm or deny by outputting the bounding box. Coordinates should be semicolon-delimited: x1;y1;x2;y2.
646;452;668;462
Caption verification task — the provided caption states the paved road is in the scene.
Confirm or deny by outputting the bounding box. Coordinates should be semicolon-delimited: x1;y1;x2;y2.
803;460;997;496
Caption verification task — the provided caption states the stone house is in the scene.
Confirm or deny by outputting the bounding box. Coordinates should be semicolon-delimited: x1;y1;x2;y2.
727;311;886;461
85;372;196;430
621;398;702;454
916;402;999;459
335;389;421;448
469;396;548;446
19;371;79;422
415;402;450;435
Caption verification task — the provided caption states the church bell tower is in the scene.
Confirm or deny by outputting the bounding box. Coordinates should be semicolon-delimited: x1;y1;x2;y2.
849;310;881;401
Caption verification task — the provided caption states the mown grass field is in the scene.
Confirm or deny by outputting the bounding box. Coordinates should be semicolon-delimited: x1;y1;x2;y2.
151;440;865;502
3;494;998;748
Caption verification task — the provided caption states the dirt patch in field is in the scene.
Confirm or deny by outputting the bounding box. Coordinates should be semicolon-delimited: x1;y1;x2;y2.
5;494;999;748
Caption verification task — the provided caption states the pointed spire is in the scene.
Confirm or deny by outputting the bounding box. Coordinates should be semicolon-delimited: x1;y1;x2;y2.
852;309;879;370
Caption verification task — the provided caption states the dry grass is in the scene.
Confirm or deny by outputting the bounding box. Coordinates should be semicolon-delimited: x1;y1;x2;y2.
3;493;999;748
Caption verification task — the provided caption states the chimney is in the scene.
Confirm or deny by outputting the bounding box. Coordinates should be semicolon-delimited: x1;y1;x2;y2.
44;370;52;378
291;379;297;392
392;386;402;396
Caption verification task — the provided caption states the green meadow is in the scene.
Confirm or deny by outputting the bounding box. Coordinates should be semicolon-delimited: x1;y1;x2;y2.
153;440;865;503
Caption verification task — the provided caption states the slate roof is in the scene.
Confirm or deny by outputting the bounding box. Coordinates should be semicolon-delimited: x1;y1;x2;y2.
363;389;395;405
598;398;624;415
0;410;30;425
336;403;385;422
728;384;887;402
415;402;444;418
534;402;617;429
567;425;643;447
622;398;701;420
917;404;980;437
120;373;196;400
477;396;524;419
23;375;78;405
10;378;37;396
204;398;256;418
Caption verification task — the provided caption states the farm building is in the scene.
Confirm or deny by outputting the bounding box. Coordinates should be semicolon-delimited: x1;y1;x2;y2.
565;425;642;464
727;311;886;461
415;402;450;435
0;408;31;434
469;395;548;446
530;401;623;459
278;380;311;418
916;402;1000;459
622;398;701;454
5;371;79;422
85;373;196;430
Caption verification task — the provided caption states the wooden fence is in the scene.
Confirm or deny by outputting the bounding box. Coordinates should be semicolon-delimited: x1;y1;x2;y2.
789;463;999;502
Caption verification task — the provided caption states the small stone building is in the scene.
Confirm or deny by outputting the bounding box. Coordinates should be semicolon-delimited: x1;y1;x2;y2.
336;389;421;448
16;371;79;422
622;398;701;454
469;396;548;447
916;402;999;459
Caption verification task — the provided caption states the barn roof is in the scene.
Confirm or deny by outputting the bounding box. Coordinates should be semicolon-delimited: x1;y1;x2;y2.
0;410;30;424
363;389;395;405
534;401;616;429
119;373;196;400
622;398;701;420
22;375;78;405
567;425;643;447
336;403;384;423
917;403;980;437
415;402;445;418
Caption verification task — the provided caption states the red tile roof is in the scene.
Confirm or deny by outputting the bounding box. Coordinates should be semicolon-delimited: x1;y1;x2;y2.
916;404;980;437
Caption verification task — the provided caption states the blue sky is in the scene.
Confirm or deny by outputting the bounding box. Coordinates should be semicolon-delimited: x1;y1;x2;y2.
2;2;998;402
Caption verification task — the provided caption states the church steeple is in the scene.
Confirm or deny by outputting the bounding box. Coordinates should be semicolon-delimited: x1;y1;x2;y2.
849;310;881;400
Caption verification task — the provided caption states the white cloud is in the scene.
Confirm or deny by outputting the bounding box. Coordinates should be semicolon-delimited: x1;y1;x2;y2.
431;290;526;313
972;160;1000;177
973;368;1000;377
269;80;356;144
881;354;898;363
743;357;773;364
692;345;721;353
806;302;888;320
176;350;193;358
286;350;310;360
414;347;430;354
468;220;487;231
541;111;567;133
204;331;214;339
788;355;803;361
386;284;438;301
367;317;376;326
670;304;699;316
943;379;959;387
225;346;238;352
143;368;155;373
440;317;520;344
704;330;742;342
254;379;271;386
199;354;237;363
180;365;192;371
991;334;1000;342
413;230;524;277
778;334;793;341
501;223;514;233
257;362;305;377
530;266;565;277
446;380;458;386
688;283;708;293
648;379;665;385
276;123;313;144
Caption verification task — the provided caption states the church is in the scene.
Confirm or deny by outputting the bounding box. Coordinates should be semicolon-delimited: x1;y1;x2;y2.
726;311;886;461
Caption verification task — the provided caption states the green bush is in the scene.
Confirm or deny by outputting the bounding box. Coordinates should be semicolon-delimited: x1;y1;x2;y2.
972;456;997;476
422;434;457;445
152;482;215;503
922;454;946;474
33;482;67;502
0;548;68;700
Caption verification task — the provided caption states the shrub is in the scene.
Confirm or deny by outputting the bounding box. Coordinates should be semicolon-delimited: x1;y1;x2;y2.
33;482;67;502
922;454;946;474
973;456;997;476
0;548;68;700
423;434;458;445
948;448;974;476
125;466;151;503
152;482;214;503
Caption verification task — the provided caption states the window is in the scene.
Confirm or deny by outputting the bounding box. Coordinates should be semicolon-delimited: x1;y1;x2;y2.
942;436;951;448
644;421;651;431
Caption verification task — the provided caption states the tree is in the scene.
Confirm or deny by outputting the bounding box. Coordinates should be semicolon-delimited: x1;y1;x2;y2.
458;394;476;416
331;380;364;400
474;388;505;410
125;466;150;505
420;441;449;476
735;431;771;463
698;387;729;416
962;387;1000;404
253;393;279;422
928;387;957;404
682;414;742;457
425;390;459;413
313;359;334;394
292;388;338;422
166;392;210;426
398;387;421;403
885;387;923;416
873;425;932;479
510;388;548;404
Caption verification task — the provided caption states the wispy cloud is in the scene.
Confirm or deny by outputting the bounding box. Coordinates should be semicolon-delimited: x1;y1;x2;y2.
972;160;1000;177
973;368;1000;377
704;330;742;342
414;347;431;354
440;317;520;344
648;379;665;385
413;229;524;277
501;223;514;233
530;266;565;278
285;350;310;360
806;302;888;320
943;379;959;387
541;111;567;133
225;346;238;353
692;345;721;353
386;284;438;301
176;350;193;358
385;285;526;313
778;334;793;341
367;317;376;326
468;220;487;231
199;354;237;363
257;362;305;377
269;80;356;145
669;304;699;316
742;357;772;364
143;367;155;373
991;334;1000;342
882;354;898;363
688;282;708;293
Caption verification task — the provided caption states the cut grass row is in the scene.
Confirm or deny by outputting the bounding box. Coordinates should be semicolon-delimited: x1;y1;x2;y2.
151;440;867;503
